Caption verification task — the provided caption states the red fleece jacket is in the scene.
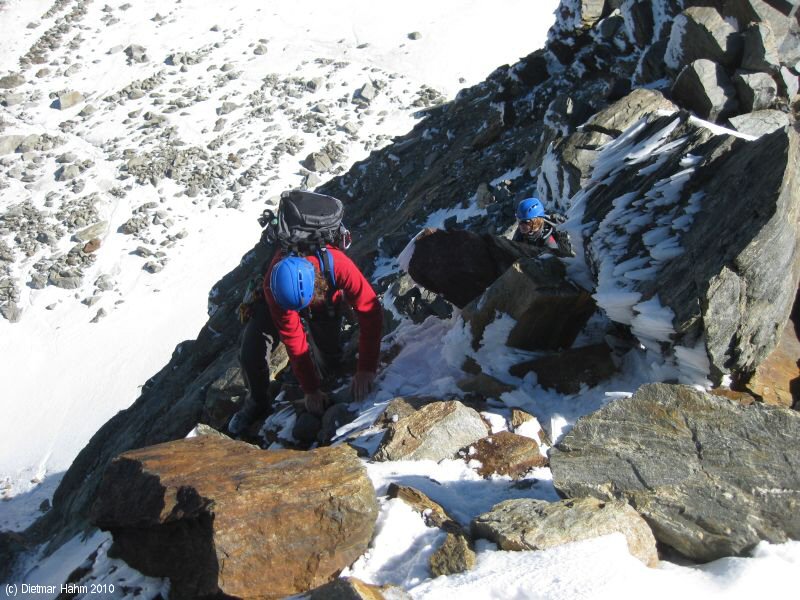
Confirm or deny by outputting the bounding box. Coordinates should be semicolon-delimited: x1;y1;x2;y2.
263;247;382;393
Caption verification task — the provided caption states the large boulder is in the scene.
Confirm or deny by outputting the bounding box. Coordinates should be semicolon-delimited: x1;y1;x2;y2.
461;256;595;352
733;70;778;111
91;436;378;600
540;89;678;210
670;59;739;120
407;230;544;309
727;108;789;137
666;6;742;69
570;105;800;384
549;383;800;562
509;343;616;393
471;497;658;567
373;400;490;462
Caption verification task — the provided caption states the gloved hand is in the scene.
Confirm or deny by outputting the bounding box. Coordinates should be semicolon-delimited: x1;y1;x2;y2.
548;212;567;224
554;229;575;258
304;390;329;416
350;370;376;402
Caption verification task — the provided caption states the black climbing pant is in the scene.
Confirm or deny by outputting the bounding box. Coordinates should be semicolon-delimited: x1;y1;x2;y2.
238;299;343;418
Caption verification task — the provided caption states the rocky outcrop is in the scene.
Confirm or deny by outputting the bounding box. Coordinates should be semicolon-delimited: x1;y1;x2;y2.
374;401;490;462
471;497;658;567
550;383;800;562
460;256;594;352
549;101;800;384
91;436;378;600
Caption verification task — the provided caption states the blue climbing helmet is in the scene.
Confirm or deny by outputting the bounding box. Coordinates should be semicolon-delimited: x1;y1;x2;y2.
516;197;545;220
270;255;317;311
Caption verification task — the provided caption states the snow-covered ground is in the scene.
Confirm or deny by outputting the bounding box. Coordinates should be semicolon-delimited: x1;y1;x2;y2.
2;1;800;598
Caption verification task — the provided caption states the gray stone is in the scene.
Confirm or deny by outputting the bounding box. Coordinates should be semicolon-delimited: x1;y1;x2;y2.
461;256;595;352
0;73;25;89
73;222;108;243
143;261;163;273
95;275;115;292
733;70;778;111
670;58;738;120
56;164;81;181
550;383;800;562
374;401;490;462
124;45;148;63
741;23;781;72
253;44;268;55
728;109;789;137
56;91;84;110
302;151;333;173
356;81;377;103
408;31;422;40
2;93;24;106
472;497;658;567
779;66;799;99
0;135;24;155
541;89;678;209
667;7;741;70
726;0;800;66
217;102;238;115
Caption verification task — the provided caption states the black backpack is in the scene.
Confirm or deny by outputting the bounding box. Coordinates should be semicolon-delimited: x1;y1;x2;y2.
260;190;351;254
256;190;351;319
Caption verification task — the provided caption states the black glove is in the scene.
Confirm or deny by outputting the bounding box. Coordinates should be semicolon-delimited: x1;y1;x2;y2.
548;212;567;225
554;229;575;258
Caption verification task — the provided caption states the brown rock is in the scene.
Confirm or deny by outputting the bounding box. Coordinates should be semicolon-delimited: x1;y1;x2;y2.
309;577;411;600
430;531;476;577
82;238;101;254
464;431;547;479
708;387;756;405
91;436;378;600
744;315;800;407
509;343;617;393
387;483;459;531
510;408;534;429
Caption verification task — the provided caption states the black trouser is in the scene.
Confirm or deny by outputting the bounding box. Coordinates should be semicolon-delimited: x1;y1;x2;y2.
238;300;343;416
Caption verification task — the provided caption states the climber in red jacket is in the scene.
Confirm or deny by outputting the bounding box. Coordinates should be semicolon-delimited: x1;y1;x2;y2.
229;245;382;437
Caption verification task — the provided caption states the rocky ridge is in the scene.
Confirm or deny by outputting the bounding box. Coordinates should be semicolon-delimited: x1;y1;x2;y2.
4;0;800;597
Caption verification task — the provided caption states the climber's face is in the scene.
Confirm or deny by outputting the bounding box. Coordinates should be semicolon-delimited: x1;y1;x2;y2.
518;217;544;234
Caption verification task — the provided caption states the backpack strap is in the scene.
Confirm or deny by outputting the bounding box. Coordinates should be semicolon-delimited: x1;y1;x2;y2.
317;247;337;318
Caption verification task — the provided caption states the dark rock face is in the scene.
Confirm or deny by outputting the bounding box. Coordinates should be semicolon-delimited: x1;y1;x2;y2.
563;105;800;384
509;343;616;393
671;59;739;120
461;256;595;352
91;437;378;600
550;383;800;562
